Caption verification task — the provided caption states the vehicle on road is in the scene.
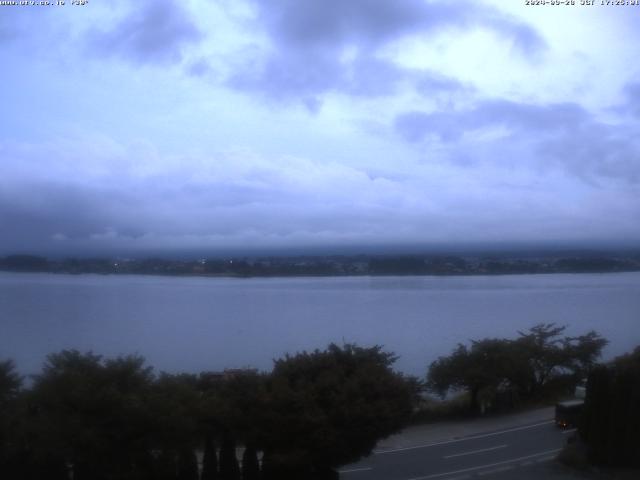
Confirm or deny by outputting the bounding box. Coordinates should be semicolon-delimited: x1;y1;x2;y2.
555;399;584;428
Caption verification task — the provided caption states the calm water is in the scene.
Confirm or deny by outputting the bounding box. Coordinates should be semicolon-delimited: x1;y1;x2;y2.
1;272;639;376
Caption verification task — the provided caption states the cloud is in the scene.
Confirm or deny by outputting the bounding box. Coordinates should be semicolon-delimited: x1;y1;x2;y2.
539;127;640;184
623;82;640;118
395;100;587;142
481;11;546;57
88;0;201;65
187;58;213;77
248;0;544;53
394;99;640;184
0;137;410;252
1;132;638;255
231;50;468;107
416;72;473;96
1;0;638;257
227;0;545;104
0;14;18;43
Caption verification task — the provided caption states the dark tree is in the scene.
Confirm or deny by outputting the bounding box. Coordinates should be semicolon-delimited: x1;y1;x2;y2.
177;448;199;480
201;435;219;480
0;360;24;480
0;360;21;404
199;370;267;479
561;330;609;380
581;346;640;467
219;433;241;480
147;373;201;456
154;449;179;480
27;350;156;480
515;324;607;396
241;445;260;480
261;343;416;477
200;370;268;448
427;339;517;413
427;325;608;412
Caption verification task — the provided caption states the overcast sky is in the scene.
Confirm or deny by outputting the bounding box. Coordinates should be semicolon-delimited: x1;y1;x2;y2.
1;0;639;256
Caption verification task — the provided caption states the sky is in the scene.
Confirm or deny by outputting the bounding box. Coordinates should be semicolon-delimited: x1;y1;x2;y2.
1;0;639;256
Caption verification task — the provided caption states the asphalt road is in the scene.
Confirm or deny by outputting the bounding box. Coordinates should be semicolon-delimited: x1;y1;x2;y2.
339;420;574;480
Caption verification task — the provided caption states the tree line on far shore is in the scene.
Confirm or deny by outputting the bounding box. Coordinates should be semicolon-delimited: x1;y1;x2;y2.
1;323;637;479
2;253;639;277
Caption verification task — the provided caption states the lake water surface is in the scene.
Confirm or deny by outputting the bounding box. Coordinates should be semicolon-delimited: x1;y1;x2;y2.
1;272;639;376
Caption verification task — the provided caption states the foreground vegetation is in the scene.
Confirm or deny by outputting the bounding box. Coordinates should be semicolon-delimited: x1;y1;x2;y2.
426;323;607;414
1;323;630;479
580;346;640;468
0;344;417;480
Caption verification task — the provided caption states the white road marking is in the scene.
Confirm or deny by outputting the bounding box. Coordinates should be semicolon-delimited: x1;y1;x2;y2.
404;448;562;480
477;465;513;476
443;444;507;459
338;467;373;474
375;420;554;454
562;428;577;435
535;456;556;463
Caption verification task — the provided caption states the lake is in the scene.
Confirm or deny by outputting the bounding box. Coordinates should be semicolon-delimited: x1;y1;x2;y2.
1;271;639;377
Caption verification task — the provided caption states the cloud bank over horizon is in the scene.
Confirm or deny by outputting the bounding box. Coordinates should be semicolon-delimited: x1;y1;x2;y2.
1;0;639;255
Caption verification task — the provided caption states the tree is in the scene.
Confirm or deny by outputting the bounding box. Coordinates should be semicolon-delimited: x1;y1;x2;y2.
515;323;568;396
28;350;155;480
0;360;21;405
562;330;609;380
241;445;260;480
515;324;607;396
146;372;202;480
0;360;23;478
427;339;517;413
219;433;240;480
581;346;640;467
198;370;267;480
177;448;199;480
154;449;179;480
427;325;608;412
201;434;219;480
260;344;416;477
148;373;201;448
199;370;268;449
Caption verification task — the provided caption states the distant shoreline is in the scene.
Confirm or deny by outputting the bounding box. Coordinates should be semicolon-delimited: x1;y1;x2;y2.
2;270;640;283
2;253;639;279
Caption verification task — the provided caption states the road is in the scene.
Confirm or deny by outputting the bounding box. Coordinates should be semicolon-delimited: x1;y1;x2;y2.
339;418;575;480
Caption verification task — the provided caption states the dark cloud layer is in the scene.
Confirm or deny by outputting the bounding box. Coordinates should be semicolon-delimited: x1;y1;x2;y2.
0;183;119;252
228;0;545;104
395;101;588;142
88;0;201;65
255;0;544;51
1;1;638;255
395;99;640;183
624;82;640;118
231;50;466;107
2;128;638;256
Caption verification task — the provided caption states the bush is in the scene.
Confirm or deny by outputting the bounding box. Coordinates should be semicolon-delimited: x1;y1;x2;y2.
557;441;589;470
581;347;640;467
